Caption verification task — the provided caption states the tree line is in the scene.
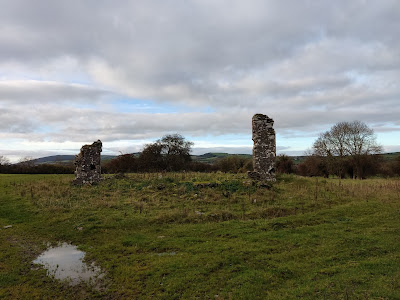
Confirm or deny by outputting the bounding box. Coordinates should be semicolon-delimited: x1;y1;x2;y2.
0;156;74;174
103;134;262;174
277;153;400;178
278;121;400;178
1;123;400;177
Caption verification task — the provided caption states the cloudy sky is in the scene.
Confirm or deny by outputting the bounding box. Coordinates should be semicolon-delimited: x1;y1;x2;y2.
1;0;400;162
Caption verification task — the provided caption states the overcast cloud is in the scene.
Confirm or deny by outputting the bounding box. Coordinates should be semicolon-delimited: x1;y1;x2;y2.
1;0;399;161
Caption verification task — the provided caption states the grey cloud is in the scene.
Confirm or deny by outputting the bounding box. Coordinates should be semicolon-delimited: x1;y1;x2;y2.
3;1;397;72
383;145;400;153
0;80;112;103
0;149;63;160
2;102;399;145
0;0;399;157
0;108;39;132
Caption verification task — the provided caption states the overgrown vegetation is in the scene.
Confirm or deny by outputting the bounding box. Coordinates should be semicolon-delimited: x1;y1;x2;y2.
295;153;400;178
2;152;400;178
310;121;382;179
1;173;400;298
0;160;74;174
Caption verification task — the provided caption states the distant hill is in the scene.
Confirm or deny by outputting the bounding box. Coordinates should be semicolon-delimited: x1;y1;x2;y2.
24;152;400;166
192;153;252;164
380;152;400;161
29;155;117;165
27;153;251;165
31;155;75;164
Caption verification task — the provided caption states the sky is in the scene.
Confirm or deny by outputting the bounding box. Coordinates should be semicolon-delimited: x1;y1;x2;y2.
1;0;400;162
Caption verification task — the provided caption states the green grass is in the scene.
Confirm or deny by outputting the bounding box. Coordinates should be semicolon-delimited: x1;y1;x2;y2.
1;173;400;299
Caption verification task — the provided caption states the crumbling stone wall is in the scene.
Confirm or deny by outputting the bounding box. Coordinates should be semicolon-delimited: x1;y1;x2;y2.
73;140;102;185
248;114;276;181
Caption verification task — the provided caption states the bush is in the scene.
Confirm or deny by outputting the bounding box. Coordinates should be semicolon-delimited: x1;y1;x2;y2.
276;155;295;174
296;156;327;177
104;154;137;173
215;156;252;173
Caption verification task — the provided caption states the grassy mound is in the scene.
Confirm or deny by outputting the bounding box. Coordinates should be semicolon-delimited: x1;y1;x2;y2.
1;173;400;299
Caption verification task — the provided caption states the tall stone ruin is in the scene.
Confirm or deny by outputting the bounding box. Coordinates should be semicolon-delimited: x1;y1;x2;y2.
73;140;102;185
248;114;276;181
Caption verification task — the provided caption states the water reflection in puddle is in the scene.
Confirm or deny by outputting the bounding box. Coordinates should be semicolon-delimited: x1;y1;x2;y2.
33;243;103;286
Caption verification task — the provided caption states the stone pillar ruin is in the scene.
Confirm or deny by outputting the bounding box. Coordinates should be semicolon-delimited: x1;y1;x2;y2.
73;140;102;185
248;114;276;181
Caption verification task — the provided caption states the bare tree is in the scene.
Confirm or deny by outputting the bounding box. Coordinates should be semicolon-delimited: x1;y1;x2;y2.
313;122;349;178
0;155;10;173
345;121;382;155
19;156;34;165
0;155;10;166
313;121;382;179
17;156;35;173
314;122;350;156
346;121;382;178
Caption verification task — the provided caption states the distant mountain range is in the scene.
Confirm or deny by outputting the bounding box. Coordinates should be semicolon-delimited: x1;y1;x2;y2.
24;152;400;166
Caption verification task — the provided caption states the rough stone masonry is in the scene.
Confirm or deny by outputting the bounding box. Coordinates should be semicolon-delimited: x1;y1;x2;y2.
73;140;102;185
248;114;276;181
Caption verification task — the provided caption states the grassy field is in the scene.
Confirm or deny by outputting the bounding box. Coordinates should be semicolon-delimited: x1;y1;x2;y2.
1;173;400;299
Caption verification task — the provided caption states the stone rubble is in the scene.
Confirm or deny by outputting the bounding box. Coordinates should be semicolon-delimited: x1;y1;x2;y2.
248;114;276;181
73;140;102;185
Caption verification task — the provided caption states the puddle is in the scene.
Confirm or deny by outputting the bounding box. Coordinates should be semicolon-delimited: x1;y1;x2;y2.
33;243;104;286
